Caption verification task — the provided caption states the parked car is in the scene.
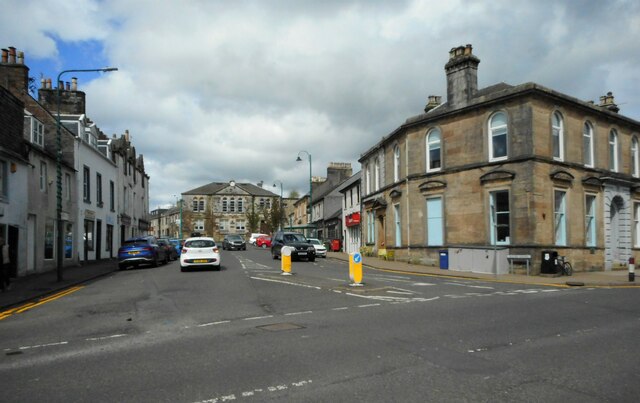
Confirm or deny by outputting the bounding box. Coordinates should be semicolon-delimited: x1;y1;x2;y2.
169;239;183;256
222;234;246;250
117;236;167;270
158;237;179;261
307;238;327;258
271;231;316;261
249;233;268;245
255;235;272;248
180;237;221;271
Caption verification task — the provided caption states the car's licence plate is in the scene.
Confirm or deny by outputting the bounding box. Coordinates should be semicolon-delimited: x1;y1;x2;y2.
128;251;139;255
298;252;307;256
194;259;208;263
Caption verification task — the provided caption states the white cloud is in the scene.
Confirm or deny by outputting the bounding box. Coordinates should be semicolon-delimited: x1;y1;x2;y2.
4;0;640;209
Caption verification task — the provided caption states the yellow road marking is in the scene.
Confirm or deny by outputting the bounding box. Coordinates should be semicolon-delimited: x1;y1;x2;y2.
0;286;84;320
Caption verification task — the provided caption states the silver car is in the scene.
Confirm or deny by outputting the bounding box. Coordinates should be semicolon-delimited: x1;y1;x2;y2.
307;238;327;258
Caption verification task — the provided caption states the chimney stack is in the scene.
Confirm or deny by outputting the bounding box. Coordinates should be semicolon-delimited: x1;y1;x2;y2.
424;95;442;112
599;91;619;113
1;49;7;63
445;44;480;109
0;45;30;94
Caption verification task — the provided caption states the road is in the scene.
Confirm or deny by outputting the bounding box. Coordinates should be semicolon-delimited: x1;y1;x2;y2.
1;246;639;402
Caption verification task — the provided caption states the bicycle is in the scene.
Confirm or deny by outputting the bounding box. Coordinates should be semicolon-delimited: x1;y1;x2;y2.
555;255;573;276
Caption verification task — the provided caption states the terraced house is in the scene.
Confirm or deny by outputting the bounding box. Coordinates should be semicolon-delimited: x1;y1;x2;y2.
359;44;640;274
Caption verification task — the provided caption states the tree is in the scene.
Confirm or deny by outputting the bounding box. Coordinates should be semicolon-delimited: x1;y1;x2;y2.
264;199;286;233
246;198;261;233
289;190;300;199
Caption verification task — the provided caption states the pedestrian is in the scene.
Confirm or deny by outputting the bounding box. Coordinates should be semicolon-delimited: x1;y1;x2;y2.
0;236;10;291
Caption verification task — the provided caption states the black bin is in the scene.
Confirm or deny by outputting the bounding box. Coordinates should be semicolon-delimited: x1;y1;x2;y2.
541;250;558;274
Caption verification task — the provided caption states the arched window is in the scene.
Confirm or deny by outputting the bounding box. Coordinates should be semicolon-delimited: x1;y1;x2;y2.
192;199;198;212
222;197;228;212
552;112;564;161
489;112;508;161
583;121;594;167
198;198;204;212
364;164;371;194
229;198;235;212
259;198;265;209
609;129;619;172
266;199;271;209
237;198;244;212
426;128;442;172
393;145;400;182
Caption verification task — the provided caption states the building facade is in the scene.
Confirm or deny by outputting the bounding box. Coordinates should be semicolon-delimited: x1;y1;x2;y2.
181;180;279;240
338;171;361;254
360;44;640;274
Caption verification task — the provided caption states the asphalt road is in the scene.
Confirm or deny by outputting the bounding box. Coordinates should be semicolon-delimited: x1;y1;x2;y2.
1;246;639;402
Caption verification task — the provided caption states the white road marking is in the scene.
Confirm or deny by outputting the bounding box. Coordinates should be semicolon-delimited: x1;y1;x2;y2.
250;276;321;290
85;334;127;341
387;290;414;295
358;303;381;308
412;282;436;286
19;341;68;350
243;315;274;321
332;307;349;311
192;380;313;403
285;311;313;316
197;320;230;327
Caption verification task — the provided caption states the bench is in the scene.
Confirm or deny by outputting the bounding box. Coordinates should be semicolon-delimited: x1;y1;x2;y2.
507;254;532;276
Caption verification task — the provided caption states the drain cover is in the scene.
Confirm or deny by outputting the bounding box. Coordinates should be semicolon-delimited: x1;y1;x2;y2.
257;323;305;332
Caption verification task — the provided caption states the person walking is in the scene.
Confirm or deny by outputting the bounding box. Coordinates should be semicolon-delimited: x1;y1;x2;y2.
0;236;10;291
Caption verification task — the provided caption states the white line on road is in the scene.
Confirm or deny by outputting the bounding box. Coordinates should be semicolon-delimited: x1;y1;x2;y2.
243;315;274;321
387;290;414;295
249;276;322;290
197;320;230;327
332;307;349;311
85;334;127;341
19;341;69;350
358;303;381;308
285;311;313;316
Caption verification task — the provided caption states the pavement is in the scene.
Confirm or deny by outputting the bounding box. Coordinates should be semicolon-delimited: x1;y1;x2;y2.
1;251;638;312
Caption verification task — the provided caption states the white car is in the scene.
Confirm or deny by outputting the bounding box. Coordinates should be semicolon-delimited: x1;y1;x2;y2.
307;238;327;258
180;237;221;271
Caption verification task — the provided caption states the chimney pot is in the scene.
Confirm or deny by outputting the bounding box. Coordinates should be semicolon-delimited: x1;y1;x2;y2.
65;81;70;91
1;49;7;63
17;51;24;64
8;46;16;63
58;80;63;90
71;77;78;91
40;78;45;89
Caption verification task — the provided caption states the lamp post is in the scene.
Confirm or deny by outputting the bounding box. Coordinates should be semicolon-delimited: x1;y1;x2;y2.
273;180;283;231
296;151;312;237
173;195;183;239
56;67;117;282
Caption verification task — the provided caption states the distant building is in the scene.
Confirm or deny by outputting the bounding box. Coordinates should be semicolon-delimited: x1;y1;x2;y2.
337;171;361;254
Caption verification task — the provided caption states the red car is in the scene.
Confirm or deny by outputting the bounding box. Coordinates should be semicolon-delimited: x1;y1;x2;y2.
255;236;272;248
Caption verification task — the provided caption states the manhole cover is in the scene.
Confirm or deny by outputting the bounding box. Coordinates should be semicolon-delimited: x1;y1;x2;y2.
257;323;305;332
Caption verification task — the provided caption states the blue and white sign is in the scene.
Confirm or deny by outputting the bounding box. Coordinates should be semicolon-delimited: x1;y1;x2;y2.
353;252;362;264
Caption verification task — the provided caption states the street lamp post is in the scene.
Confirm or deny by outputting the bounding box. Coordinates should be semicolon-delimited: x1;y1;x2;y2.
173;195;184;239
273;180;283;231
56;67;117;282
296;151;312;237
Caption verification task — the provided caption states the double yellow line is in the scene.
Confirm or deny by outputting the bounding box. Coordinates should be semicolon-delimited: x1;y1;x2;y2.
0;286;84;321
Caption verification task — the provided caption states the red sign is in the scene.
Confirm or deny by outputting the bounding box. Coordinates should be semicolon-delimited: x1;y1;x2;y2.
346;212;360;227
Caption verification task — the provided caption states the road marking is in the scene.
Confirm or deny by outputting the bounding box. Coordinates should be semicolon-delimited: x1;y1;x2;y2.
358;303;381;308
86;334;127;341
249;276;321;290
412;282;436;286
0;286;84;320
197;320;230;327
192;379;313;403
387;290;413;295
19;341;69;350
332;307;349;311
243;315;274;321
285;311;313;316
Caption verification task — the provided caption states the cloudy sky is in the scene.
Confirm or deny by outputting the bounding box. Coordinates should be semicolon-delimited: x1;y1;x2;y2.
3;0;640;209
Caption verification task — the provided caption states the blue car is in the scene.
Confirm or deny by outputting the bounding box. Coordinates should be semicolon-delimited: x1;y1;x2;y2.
117;236;167;270
169;239;183;257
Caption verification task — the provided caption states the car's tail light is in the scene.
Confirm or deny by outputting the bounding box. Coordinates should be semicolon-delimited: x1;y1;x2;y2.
142;246;153;251
182;249;187;254
213;247;219;253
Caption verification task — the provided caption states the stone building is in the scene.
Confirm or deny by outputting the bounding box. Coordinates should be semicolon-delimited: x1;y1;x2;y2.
181;180;279;240
359;44;640;274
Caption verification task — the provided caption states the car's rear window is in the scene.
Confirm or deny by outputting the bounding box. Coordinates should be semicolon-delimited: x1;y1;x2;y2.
185;240;216;248
228;236;243;241
284;234;307;242
123;239;149;246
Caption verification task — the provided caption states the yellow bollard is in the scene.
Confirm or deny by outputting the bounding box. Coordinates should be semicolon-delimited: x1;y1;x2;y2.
281;246;293;276
349;252;363;286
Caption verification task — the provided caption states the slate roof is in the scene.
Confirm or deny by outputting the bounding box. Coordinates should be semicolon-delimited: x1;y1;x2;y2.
183;181;279;197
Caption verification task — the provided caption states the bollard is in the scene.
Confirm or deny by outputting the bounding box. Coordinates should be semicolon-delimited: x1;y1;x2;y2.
281;246;293;276
629;257;635;282
349;252;363;287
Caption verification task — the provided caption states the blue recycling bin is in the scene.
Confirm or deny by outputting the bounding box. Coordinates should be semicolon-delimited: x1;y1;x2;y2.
439;250;449;270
